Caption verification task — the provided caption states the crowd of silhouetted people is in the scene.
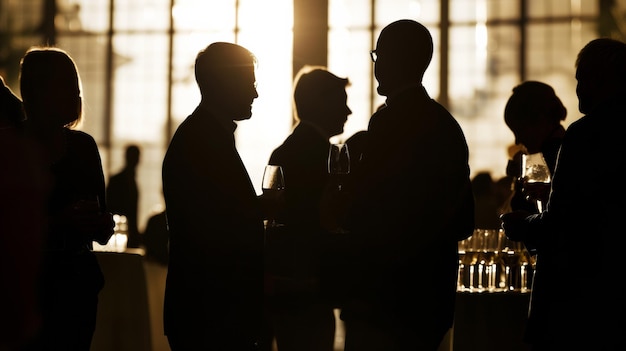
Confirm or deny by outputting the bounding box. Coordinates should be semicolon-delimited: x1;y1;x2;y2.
2;17;626;351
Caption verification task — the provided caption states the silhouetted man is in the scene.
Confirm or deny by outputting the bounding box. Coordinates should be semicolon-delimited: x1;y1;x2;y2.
106;144;141;248
162;42;264;350
502;38;626;351
266;66;351;351
340;19;475;351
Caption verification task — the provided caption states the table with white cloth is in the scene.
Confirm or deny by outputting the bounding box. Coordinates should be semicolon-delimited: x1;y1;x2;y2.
91;250;170;351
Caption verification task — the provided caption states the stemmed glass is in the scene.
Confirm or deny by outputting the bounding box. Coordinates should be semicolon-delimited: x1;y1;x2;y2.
325;143;351;234
262;165;285;228
521;152;551;213
328;143;350;191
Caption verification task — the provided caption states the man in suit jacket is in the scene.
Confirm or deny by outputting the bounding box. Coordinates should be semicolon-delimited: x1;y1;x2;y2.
162;42;264;351
266;66;351;351
502;38;626;351
339;19;475;351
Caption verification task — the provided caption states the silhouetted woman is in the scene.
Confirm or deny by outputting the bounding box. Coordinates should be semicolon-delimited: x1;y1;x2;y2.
19;47;114;350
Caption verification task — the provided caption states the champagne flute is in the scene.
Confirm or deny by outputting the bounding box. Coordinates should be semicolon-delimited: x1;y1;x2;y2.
521;152;551;213
325;143;351;234
328;143;350;191
262;165;285;228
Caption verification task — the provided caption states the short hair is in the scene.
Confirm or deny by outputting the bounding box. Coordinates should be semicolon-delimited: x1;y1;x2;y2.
292;66;349;122
20;47;83;128
504;81;566;130
194;42;256;97
575;38;626;90
379;19;434;76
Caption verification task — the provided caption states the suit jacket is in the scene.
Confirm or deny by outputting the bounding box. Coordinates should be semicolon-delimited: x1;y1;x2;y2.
343;85;474;335
269;122;329;228
267;122;342;305
522;100;626;348
162;105;264;349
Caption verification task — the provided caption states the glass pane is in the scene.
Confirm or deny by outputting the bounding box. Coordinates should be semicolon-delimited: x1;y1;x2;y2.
58;0;109;33
526;21;600;127
581;0;599;15
451;0;519;23
329;0;372;28
173;0;236;31
3;0;44;34
376;0;440;26
114;0;170;31
112;34;169;142
529;0;600;17
450;24;520;178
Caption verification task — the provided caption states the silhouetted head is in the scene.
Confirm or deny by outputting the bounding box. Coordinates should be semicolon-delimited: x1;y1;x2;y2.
504;81;566;153
472;172;495;197
195;42;258;121
20;47;83;130
293;66;352;138
0;75;25;127
373;19;433;97
575;38;626;114
125;144;141;169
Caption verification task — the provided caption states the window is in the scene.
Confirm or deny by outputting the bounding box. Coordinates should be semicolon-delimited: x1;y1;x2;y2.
1;0;607;231
329;0;600;182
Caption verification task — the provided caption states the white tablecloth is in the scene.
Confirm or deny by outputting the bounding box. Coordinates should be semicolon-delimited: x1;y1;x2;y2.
92;251;169;351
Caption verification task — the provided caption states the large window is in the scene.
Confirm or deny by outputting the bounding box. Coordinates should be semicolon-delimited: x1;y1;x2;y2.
329;0;601;183
1;0;293;231
1;0;615;232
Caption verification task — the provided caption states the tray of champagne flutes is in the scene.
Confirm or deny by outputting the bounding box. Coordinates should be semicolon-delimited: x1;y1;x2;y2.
457;229;534;293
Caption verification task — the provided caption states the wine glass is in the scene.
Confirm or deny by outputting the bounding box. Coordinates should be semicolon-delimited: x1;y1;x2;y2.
262;165;285;228
521;152;551;213
328;143;350;191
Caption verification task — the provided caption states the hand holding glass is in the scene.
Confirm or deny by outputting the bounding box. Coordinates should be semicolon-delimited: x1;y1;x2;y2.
521;153;551;213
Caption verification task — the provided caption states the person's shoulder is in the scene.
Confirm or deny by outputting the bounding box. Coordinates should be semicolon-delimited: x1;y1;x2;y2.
564;115;592;136
67;128;96;142
346;130;367;142
346;130;367;149
66;129;99;150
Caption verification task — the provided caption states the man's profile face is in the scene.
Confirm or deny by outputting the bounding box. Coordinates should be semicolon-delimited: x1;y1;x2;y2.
373;34;411;97
218;66;258;121
319;87;351;137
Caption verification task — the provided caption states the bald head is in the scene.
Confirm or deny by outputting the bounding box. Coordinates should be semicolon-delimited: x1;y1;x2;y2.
374;19;433;96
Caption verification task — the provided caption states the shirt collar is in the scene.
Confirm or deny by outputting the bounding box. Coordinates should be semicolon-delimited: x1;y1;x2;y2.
198;103;238;133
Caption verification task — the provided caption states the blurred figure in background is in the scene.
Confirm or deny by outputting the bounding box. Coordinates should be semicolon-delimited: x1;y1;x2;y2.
504;80;567;216
502;38;626;350
0;76;47;351
19;47;114;351
265;66;351;351
471;171;501;230
336;19;475;351
106;144;141;248
162;42;265;350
